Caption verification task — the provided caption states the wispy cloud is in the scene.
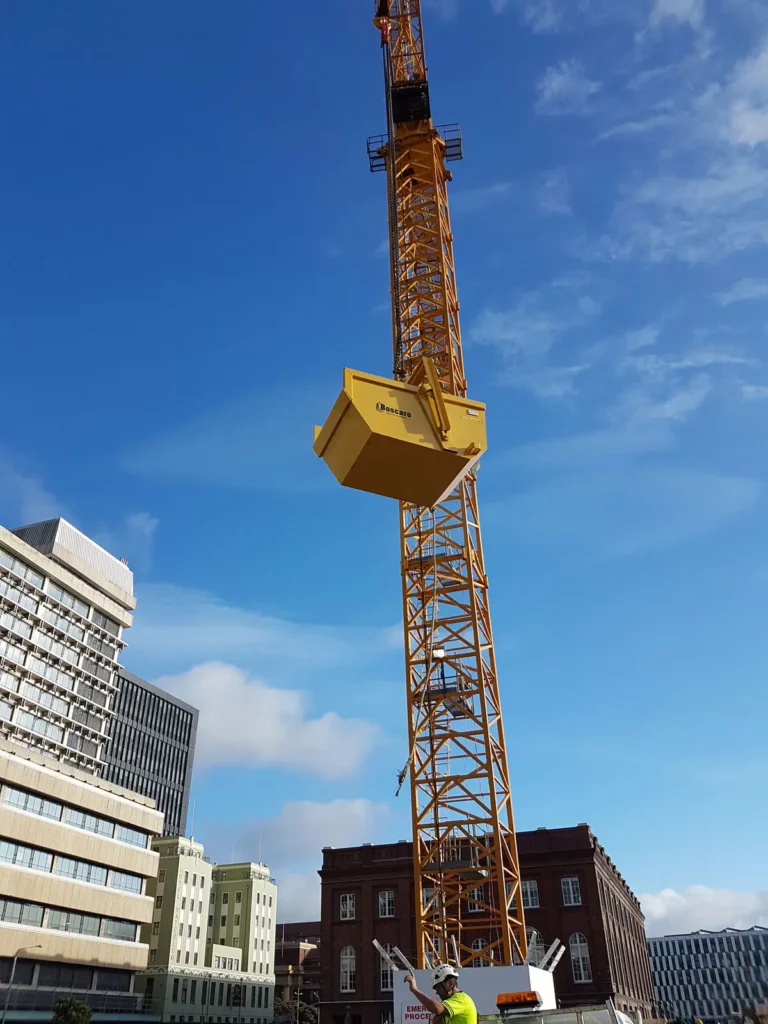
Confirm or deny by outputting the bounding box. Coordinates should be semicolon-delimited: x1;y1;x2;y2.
470;277;601;396
742;383;768;400
123;384;334;492
129;582;399;679
487;466;762;556
96;513;159;574
598;38;768;263
641;885;768;936
717;278;768;305
648;0;706;30
155;662;381;780
535;59;601;116
202;798;389;921
537;169;572;214
0;451;63;527
451;181;513;215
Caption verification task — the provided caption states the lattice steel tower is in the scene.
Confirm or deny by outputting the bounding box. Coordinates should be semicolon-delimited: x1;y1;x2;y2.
369;0;527;970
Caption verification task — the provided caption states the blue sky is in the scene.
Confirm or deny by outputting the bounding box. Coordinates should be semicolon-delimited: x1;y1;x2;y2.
2;0;767;935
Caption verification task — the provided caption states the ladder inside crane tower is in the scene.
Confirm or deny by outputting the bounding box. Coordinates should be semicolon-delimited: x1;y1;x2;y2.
314;0;528;970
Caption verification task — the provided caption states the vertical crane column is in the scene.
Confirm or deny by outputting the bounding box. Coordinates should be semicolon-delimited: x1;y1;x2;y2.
372;0;528;970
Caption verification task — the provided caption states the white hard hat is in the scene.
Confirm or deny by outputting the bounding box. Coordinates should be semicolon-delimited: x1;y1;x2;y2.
432;964;459;986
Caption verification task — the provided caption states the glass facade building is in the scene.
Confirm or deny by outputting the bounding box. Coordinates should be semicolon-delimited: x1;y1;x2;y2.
102;669;198;838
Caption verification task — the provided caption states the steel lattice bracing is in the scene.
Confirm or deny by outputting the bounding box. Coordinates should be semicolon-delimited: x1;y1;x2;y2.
375;0;528;970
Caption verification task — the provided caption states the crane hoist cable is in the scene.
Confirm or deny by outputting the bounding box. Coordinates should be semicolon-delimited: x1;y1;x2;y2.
380;38;406;382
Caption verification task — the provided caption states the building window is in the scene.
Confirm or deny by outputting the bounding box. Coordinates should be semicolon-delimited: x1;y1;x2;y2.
562;877;582;907
570;933;592;983
172;979;179;1003
155;896;163;909
182;898;186;909
236;892;242;903
340;893;355;920
158;870;166;883
471;938;488;968
152;922;159;935
522;880;539;909
149;950;157;964
223;893;229;905
378;890;395;918
234;915;241;927
468;887;484;913
176;950;181;963
208;915;214;927
340;946;356;992
380;943;394;991
185;871;189;884
221;916;227;928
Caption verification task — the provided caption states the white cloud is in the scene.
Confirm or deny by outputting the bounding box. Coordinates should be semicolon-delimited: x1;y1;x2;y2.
201;798;388;922
717;278;768;304
155;662;381;780
0;451;62;527
96;513;159;574
123;384;335;492
535;59;601;116
742;384;768;400
130;582;399;675
649;0;705;30
641;885;768;936
537;169;572;215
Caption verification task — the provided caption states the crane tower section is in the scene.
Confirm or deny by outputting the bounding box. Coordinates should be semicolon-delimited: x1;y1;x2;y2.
369;0;527;970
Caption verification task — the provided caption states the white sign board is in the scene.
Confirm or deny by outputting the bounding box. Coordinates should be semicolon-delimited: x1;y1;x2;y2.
394;966;557;1023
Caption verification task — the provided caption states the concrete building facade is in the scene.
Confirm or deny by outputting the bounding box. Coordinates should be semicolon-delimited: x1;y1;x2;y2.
209;863;278;980
102;670;198;839
138;840;277;1024
318;827;654;1024
0;520;135;774
0;737;162;1015
647;926;768;1022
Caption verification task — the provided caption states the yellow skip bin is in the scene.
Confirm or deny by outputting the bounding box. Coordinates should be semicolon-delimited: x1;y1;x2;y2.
313;360;487;507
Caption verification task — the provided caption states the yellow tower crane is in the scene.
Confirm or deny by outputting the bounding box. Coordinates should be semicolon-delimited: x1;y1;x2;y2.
314;0;527;970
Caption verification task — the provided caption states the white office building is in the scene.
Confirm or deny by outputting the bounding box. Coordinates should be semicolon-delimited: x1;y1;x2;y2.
0;518;134;773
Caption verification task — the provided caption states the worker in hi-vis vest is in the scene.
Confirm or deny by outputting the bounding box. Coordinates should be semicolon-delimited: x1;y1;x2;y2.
406;965;478;1024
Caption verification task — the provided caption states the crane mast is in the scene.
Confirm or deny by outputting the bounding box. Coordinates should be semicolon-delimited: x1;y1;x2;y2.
370;0;527;970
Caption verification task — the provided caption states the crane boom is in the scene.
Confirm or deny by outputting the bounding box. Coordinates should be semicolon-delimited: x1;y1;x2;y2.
371;0;528;970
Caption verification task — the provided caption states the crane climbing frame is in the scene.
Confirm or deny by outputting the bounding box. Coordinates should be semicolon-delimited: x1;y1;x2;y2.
370;0;528;970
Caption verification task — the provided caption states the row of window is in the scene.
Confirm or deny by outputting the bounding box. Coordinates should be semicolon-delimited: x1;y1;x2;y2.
0;633;112;711
0;838;143;894
159;868;207;889
337;877;581;923
3;785;149;848
0;614;114;691
0;690;99;759
0;897;138;941
170;979;271;1009
0;554;121;646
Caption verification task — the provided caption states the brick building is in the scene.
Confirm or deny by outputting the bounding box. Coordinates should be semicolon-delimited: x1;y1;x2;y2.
318;827;654;1024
